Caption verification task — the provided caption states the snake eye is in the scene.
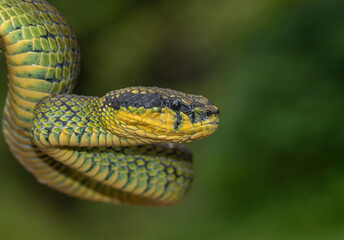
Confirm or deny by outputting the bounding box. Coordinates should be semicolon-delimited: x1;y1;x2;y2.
171;99;181;110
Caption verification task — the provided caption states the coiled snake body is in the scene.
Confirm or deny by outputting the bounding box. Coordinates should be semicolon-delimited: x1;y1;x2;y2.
1;0;219;205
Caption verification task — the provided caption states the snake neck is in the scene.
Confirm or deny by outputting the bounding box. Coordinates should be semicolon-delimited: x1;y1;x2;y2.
31;94;151;150
0;0;203;205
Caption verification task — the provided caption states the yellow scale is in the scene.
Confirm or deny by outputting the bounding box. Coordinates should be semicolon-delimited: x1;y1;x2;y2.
1;0;219;206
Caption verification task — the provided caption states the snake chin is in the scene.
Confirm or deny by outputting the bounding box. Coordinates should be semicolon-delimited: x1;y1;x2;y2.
1;0;220;205
98;87;220;144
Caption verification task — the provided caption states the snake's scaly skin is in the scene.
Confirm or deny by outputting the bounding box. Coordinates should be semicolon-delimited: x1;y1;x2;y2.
1;0;219;205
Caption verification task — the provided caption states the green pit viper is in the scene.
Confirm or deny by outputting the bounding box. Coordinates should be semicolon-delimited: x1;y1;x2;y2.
1;0;219;206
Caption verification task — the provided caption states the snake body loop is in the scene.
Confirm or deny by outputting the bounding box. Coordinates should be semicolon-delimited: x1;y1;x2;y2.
1;0;219;205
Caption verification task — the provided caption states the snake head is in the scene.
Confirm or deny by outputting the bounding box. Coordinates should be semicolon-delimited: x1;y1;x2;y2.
99;86;219;143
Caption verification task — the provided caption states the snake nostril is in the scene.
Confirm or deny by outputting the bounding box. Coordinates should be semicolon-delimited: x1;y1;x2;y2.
206;111;213;117
2;0;221;206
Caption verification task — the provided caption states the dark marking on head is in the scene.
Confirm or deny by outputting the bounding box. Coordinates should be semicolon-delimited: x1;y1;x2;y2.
103;87;171;111
188;112;196;123
101;86;219;124
174;112;182;130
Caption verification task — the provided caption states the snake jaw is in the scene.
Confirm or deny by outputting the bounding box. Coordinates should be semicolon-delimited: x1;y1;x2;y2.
98;88;220;144
2;0;220;206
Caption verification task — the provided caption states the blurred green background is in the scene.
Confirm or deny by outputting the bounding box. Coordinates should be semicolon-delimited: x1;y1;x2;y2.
0;0;343;239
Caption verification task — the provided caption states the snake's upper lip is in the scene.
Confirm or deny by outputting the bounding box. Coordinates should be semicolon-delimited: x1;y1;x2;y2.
207;119;219;126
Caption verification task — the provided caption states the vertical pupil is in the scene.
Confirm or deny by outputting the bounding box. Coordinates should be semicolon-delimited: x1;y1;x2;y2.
171;99;181;110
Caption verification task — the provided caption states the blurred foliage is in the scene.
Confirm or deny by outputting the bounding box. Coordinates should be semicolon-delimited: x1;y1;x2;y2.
0;0;344;239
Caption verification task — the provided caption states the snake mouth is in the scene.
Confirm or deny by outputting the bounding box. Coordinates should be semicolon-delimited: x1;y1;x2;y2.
185;121;219;142
202;117;219;128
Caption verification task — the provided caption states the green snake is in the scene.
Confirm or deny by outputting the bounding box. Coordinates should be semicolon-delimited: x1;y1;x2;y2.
1;0;219;206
